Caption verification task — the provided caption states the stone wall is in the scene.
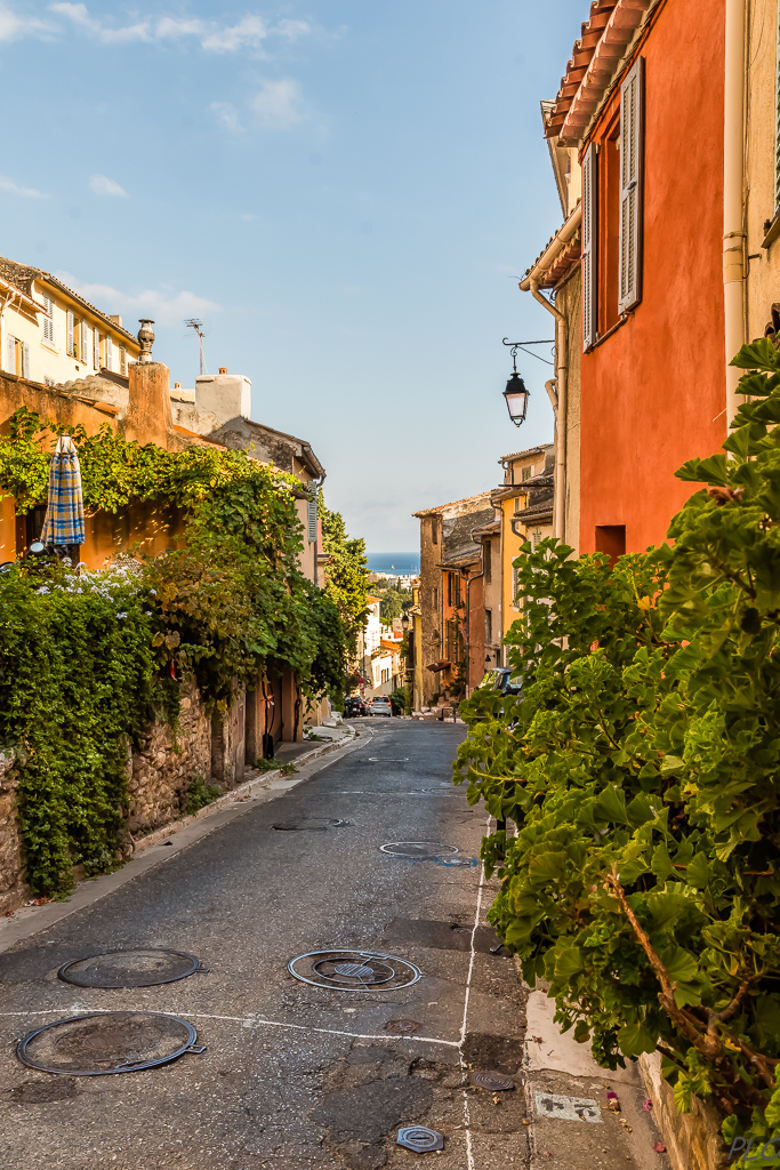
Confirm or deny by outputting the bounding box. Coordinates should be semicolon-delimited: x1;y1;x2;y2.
0;754;28;914
128;678;212;836
639;1053;727;1170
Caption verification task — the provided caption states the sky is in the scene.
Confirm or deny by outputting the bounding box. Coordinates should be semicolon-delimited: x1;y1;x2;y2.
0;1;587;552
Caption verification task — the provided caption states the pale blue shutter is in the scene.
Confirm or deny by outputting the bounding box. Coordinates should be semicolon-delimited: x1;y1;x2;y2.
618;57;644;314
307;498;318;542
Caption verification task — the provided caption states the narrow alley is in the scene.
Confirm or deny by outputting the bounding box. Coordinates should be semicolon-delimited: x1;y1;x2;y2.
0;722;658;1170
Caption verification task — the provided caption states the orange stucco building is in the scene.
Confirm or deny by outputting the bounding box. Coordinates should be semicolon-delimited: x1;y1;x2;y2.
542;0;729;556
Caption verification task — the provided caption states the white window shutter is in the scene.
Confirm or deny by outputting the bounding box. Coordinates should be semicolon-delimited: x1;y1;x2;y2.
80;321;88;362
581;142;598;350
93;328;100;367
42;295;54;343
307;498;318;543
66;310;74;356
120;345;127;375
6;334;15;373
22;342;30;378
618;56;644;315
105;336;113;369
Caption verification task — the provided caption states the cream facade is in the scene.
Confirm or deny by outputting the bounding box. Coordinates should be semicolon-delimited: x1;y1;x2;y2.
745;0;780;344
0;257;140;385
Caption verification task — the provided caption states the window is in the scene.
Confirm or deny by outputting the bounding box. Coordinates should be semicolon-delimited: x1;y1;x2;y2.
120;345;127;376
484;542;491;583
79;321;88;363
433;586;438;609
485;609;492;645
431;517;438;545
93;328;100;368
5;334;29;377
42;295;54;345
512;565;522;610
595;524;626;564
105;336;113;370
521;465;532;482
583;56;644;349
66;310;75;356
452;573;461;608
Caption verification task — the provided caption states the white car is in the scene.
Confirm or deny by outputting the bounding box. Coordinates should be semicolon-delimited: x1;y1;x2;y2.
369;696;393;716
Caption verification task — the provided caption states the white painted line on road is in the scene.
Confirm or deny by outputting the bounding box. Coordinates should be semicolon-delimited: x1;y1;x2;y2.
456;814;490;1170
0;1007;460;1050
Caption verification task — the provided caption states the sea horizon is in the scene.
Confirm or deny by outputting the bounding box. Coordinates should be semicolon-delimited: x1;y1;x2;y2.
367;552;420;576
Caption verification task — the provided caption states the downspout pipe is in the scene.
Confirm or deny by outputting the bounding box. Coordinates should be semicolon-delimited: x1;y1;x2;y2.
465;534;486;699
723;0;748;426
526;278;567;543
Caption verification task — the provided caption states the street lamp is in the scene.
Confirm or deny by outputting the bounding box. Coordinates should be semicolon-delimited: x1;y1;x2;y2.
401;612;410;633
501;338;555;427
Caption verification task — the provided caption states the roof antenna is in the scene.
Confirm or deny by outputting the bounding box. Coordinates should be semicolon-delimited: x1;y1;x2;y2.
185;318;206;375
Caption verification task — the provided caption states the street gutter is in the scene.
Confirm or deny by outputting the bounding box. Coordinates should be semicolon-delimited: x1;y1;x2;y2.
0;729;367;956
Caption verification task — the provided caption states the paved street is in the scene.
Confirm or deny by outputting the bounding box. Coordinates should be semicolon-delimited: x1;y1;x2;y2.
0;721;657;1170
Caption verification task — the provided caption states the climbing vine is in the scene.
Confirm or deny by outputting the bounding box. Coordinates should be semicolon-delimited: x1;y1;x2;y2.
455;340;780;1160
0;409;350;895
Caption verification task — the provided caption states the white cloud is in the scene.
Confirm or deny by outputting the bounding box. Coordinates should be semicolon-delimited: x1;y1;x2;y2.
89;174;128;198
47;4;311;53
57;272;220;328
0;175;47;198
250;79;304;129
0;5;53;41
210;101;243;135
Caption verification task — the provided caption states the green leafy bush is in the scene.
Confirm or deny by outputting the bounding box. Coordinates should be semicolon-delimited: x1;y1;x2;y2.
455;340;780;1156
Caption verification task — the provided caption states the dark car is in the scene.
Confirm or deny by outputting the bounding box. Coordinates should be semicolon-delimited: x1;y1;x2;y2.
369;696;393;717
344;695;368;717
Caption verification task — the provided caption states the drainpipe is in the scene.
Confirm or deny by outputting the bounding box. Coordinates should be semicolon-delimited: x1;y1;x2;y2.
465;536;486;698
723;0;748;425
528;278;567;542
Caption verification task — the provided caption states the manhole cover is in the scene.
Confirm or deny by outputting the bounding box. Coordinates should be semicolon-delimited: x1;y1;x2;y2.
434;855;478;868
379;842;459;861
384;1018;422;1035
272;818;349;831
397;1126;444;1152
17;1012;205;1076
57;948;205;989
471;1069;516;1092
288;949;422;991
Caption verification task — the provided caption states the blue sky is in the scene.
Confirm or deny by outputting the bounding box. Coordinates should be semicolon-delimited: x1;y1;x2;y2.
1;1;586;552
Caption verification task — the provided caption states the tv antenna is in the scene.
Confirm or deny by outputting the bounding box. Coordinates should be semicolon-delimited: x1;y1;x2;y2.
185;318;206;375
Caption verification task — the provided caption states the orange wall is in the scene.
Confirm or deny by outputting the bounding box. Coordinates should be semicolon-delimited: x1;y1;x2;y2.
579;0;727;554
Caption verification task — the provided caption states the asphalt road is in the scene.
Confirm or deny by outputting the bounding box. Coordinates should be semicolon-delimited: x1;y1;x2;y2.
0;719;534;1170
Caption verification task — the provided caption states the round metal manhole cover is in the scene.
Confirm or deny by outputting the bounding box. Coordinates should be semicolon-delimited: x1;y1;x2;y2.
17;1012;205;1076
471;1069;516;1092
384;1018;422;1035
379;841;459;861
57;948;205;989
272;817;349;831
434;855;478;868
397;1126;445;1152
288;949;422;992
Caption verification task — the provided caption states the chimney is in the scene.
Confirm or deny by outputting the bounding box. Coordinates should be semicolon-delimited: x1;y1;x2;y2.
124;321;172;445
219;367;227;374
108;314;123;327
195;369;252;423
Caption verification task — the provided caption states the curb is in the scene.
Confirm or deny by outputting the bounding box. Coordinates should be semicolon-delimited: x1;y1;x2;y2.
0;730;363;954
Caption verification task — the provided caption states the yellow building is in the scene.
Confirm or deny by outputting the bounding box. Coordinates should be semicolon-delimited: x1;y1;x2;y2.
491;443;554;656
0;256;140;385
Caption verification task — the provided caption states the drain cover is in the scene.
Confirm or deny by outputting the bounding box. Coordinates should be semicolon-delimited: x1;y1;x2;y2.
17;1012;205;1076
397;1126;445;1153
434;855;478;868
57;948;205;989
379;842;459;861
384;1018;422;1035
272;818;349;831
471;1069;516;1092
288;949;422;991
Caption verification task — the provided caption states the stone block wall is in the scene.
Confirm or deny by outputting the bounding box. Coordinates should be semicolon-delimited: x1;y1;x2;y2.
639;1053;727;1170
128;677;212;836
0;754;28;913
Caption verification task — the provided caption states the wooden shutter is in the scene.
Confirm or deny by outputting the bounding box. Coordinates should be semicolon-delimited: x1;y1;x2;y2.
42;295;54;344
618;56;644;314
93;328;99;367
5;335;15;373
105;336;113;369
66;310;74;356
80;321;88;362
581;142;598;349
22;342;30;378
120;345;127;375
306;497;317;542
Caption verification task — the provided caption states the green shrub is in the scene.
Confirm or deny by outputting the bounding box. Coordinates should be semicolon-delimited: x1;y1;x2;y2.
455;340;780;1158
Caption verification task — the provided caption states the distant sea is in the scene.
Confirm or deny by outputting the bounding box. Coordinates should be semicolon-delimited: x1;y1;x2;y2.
367;553;419;576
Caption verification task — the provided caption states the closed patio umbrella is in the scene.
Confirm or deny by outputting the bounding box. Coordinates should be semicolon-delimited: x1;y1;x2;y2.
40;435;85;554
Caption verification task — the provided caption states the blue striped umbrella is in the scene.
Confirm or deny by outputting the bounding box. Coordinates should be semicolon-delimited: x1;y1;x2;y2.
40;435;85;547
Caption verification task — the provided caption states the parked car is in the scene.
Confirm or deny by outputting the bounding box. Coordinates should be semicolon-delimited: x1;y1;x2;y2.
477;667;524;696
369;696;393;717
344;695;368;717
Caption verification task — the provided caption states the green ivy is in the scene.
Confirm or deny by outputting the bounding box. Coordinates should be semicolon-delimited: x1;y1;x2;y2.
455;340;780;1157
